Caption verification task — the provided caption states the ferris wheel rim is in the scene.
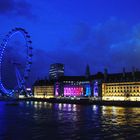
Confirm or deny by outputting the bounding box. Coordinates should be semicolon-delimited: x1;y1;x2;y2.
0;27;33;95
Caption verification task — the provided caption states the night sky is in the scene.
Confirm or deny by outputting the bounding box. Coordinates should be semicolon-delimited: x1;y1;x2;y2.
0;0;140;86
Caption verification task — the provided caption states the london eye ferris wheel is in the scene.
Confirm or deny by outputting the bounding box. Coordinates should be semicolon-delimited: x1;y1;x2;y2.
0;27;33;96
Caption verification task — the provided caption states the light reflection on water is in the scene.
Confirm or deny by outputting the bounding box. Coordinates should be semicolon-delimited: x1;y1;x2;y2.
0;101;140;140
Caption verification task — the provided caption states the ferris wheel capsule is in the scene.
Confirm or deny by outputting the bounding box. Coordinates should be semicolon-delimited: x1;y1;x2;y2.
26;35;30;38
29;46;33;49
28;40;32;43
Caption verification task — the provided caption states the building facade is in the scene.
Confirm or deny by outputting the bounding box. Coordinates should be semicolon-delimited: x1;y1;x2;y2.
49;63;64;80
102;70;140;101
54;75;102;99
33;80;54;98
33;67;140;101
102;82;140;101
55;76;92;97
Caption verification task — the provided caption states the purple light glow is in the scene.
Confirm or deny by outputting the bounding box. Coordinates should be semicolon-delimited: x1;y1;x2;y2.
64;86;83;96
55;84;59;96
94;81;99;97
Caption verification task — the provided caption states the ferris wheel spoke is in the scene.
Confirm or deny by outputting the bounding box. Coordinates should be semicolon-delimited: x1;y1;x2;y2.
15;67;22;89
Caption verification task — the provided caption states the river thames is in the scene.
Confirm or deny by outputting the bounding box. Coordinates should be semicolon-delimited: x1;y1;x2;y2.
0;101;140;140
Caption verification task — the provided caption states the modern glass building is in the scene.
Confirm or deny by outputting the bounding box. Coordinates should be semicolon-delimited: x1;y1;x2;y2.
49;63;64;80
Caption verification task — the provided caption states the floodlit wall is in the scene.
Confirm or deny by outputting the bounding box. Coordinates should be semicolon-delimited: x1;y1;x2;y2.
64;86;83;97
34;86;54;98
102;82;140;101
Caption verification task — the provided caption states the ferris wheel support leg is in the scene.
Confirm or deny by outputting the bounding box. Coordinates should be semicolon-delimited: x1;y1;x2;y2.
15;67;22;90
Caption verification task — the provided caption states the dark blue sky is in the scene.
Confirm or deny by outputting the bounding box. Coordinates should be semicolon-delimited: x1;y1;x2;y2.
1;0;140;84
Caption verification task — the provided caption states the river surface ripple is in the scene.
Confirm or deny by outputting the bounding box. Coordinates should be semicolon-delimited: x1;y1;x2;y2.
0;101;140;140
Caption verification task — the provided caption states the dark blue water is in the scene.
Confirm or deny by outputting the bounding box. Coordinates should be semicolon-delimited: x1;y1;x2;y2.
0;101;140;140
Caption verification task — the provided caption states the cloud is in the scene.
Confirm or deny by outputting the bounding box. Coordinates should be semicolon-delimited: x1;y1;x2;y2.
109;26;140;71
3;17;140;87
30;18;140;80
0;0;35;20
55;18;140;74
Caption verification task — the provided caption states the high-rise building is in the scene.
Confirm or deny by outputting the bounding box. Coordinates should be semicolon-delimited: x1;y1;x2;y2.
49;63;64;80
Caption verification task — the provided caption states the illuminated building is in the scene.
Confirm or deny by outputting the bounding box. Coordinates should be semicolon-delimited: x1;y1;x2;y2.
64;85;83;96
33;64;101;98
91;72;104;99
102;82;140;101
33;66;140;101
102;69;140;101
55;76;92;97
49;63;64;80
55;82;59;96
33;80;54;98
93;81;99;97
85;84;91;96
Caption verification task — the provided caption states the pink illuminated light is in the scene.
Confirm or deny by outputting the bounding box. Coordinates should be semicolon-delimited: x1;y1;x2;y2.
64;86;83;96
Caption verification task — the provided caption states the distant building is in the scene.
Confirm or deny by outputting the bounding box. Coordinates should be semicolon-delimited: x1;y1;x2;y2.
33;80;54;98
33;66;140;101
102;70;140;101
91;72;104;99
55;76;92;97
49;63;64;80
102;81;140;101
